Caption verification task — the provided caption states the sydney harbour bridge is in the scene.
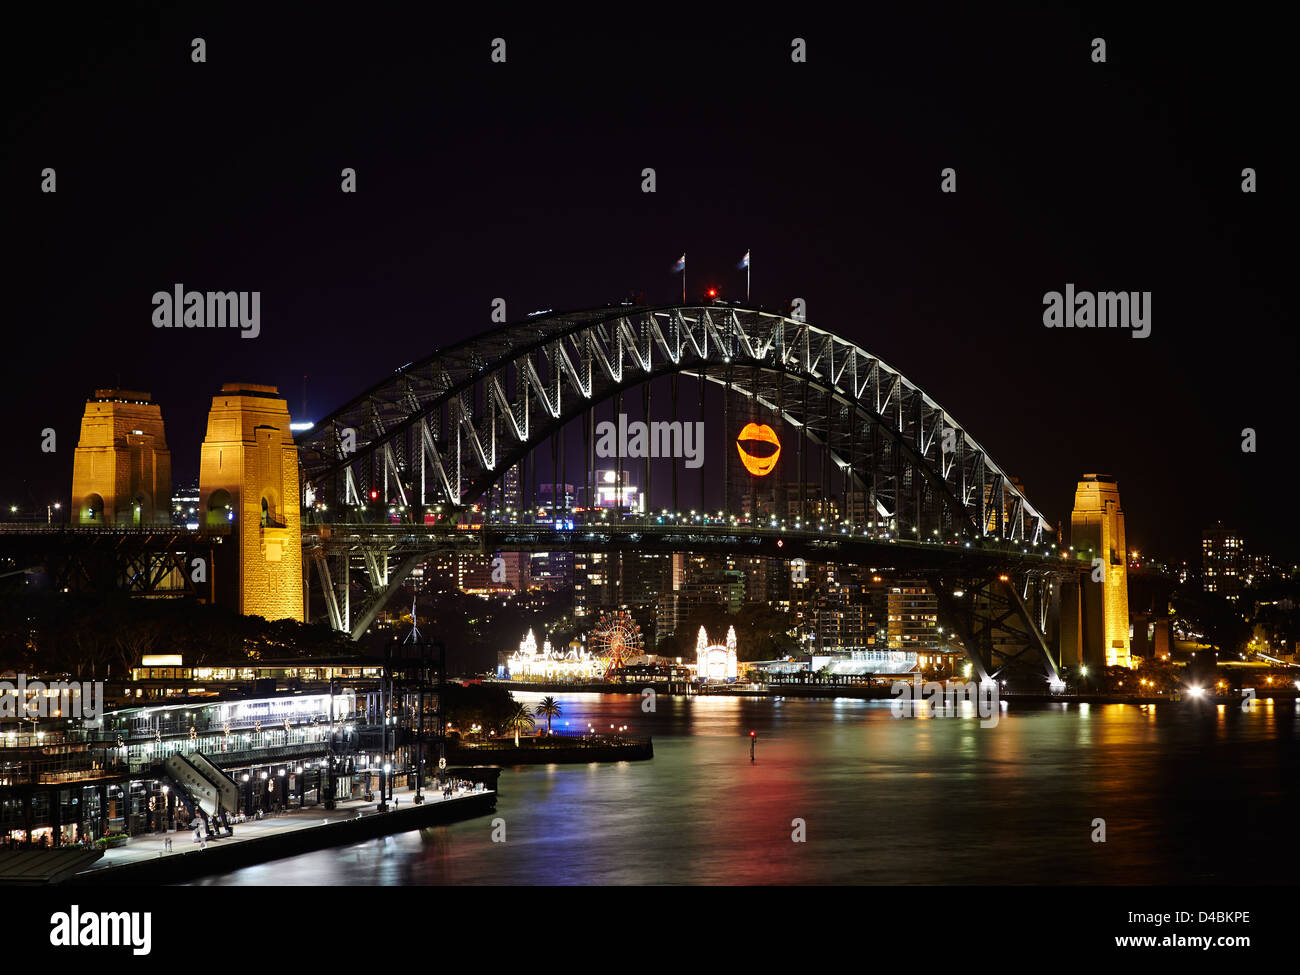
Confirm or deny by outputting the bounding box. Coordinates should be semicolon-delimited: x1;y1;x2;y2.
3;303;1091;684
294;303;1083;684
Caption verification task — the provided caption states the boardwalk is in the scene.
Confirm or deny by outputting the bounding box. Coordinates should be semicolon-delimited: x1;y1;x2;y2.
74;783;491;879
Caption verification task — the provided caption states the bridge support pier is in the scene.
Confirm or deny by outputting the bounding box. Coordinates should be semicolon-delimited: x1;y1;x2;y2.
929;569;1063;686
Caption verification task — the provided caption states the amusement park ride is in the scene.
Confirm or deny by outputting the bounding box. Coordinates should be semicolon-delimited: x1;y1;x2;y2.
587;610;645;678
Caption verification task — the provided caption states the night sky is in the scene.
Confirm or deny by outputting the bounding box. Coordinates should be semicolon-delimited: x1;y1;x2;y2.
3;5;1293;565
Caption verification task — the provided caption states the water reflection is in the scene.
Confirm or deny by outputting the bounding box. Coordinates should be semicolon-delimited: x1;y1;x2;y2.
188;693;1300;886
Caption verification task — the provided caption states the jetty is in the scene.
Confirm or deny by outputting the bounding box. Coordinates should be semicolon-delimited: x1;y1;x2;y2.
56;777;498;885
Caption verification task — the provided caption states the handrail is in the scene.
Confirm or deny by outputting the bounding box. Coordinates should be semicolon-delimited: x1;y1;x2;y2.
0;523;228;535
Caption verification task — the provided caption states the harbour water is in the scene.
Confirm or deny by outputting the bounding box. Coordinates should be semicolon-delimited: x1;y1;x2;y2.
187;691;1300;885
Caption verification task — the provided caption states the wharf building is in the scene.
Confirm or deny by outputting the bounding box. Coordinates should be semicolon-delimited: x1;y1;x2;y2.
0;657;435;847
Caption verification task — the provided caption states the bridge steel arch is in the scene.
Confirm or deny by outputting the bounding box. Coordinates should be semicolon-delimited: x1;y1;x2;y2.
297;304;1069;683
298;304;1050;545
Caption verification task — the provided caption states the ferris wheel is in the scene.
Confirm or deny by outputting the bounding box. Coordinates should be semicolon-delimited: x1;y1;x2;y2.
588;611;644;677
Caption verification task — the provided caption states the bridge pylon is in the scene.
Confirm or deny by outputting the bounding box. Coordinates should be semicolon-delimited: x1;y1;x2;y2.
1062;474;1132;669
199;383;304;621
70;388;172;526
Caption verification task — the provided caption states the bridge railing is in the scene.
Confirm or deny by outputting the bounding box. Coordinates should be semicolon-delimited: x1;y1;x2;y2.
302;518;1091;569
0;523;229;536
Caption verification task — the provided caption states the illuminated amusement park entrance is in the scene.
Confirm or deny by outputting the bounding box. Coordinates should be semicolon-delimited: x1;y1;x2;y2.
695;626;739;682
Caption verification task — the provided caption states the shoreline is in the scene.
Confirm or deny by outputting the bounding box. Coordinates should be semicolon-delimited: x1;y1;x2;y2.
446;738;652;765
497;680;1299;707
63;786;497;886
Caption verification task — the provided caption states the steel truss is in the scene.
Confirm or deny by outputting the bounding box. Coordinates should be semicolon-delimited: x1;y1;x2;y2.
297;304;1050;545
297;305;1068;675
0;528;222;599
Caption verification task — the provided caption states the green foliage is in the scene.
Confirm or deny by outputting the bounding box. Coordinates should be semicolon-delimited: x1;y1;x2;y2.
1171;586;1251;657
677;601;798;661
1133;656;1179;693
534;695;562;733
504;701;536;734
364;589;573;672
0;591;354;675
655;634;683;657
439;682;518;735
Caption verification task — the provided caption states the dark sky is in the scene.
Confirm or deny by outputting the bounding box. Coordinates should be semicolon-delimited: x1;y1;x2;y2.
3;5;1293;565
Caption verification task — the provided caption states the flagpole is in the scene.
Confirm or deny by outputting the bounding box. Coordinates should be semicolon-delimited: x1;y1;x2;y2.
747;249;750;304
683;253;686;304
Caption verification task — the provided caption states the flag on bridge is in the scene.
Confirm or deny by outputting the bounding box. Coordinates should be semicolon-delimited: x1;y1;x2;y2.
672;253;685;273
738;250;749;269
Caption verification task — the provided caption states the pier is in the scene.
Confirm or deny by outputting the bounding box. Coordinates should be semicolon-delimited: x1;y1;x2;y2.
61;781;496;885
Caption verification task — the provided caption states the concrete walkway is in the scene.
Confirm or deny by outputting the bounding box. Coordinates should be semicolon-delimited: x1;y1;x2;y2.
77;783;490;873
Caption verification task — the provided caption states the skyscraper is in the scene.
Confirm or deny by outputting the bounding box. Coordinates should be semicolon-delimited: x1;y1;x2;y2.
886;580;939;652
1202;525;1245;601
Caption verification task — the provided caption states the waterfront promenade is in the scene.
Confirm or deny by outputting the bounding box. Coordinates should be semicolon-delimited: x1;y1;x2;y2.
68;782;494;884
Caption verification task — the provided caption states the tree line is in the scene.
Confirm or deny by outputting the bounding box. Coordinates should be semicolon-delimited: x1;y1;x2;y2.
0;591;354;677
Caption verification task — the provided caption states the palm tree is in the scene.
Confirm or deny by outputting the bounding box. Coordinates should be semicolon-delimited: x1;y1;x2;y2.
504;702;535;746
534;696;562;735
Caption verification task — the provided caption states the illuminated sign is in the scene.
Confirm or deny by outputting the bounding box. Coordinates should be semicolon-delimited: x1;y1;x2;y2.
736;422;781;477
